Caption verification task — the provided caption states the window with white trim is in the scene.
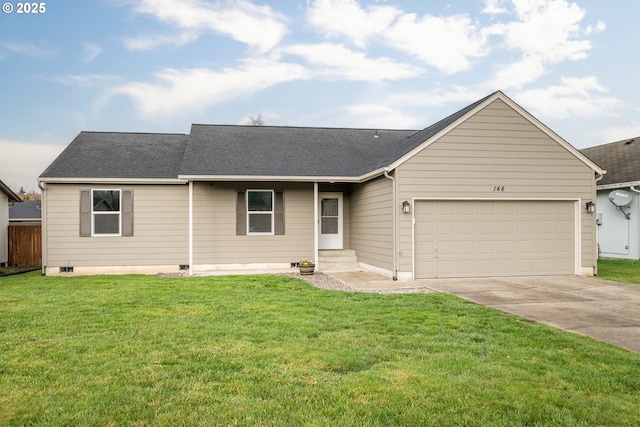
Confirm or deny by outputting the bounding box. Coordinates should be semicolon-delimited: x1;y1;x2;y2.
247;190;274;235
92;189;121;236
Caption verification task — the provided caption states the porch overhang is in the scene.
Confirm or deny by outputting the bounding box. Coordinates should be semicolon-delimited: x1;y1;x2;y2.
178;167;391;184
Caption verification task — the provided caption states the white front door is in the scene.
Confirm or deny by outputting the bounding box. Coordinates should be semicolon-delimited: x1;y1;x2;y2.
318;192;343;249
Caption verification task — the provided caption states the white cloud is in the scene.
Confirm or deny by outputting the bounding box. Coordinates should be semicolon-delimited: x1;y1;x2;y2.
386;85;490;108
482;0;509;15
483;0;602;89
486;55;546;89
113;59;309;116
516;76;621;119
384;12;487;74
126;0;288;52
0;139;64;191
307;0;400;47
83;43;102;62
124;31;199;51
597;123;640;145
307;0;488;74
0;41;53;58
337;103;422;129
498;0;591;63
281;43;421;81
47;74;121;86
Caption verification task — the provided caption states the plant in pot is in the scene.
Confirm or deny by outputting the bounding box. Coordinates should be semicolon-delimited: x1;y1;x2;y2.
298;259;315;275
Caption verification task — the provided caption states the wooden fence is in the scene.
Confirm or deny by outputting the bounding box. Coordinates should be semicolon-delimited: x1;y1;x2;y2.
8;225;42;267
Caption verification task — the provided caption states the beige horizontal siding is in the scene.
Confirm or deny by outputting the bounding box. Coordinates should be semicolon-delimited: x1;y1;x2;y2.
193;182;314;264
45;184;189;267
350;175;394;270
396;98;597;273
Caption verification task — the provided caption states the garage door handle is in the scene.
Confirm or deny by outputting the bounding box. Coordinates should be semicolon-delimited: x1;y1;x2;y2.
434;245;439;259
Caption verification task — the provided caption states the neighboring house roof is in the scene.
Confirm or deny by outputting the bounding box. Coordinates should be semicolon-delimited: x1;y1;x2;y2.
39;91;604;183
0;179;21;202
580;137;640;188
40;132;189;181
9;200;41;220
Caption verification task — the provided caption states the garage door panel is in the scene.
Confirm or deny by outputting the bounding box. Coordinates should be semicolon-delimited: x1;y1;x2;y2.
415;200;575;278
518;240;535;254
518;221;535;234
437;222;455;235
478;239;495;253
498;221;515;233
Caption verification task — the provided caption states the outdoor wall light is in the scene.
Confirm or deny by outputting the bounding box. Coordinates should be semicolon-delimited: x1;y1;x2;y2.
585;201;595;213
402;200;411;214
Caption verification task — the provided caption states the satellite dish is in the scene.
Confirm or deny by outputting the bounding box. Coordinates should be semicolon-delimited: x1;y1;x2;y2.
608;189;632;207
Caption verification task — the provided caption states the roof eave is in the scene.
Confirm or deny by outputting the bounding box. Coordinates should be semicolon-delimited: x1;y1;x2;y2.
38;177;188;185
596;181;640;191
0;180;21;202
179;169;388;183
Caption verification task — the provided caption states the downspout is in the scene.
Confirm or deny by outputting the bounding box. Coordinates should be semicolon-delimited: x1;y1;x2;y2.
314;182;319;272
38;181;46;275
629;185;640;261
593;172;605;275
188;180;193;276
383;169;398;280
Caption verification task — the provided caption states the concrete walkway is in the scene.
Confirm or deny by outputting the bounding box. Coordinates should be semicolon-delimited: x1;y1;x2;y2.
326;272;640;354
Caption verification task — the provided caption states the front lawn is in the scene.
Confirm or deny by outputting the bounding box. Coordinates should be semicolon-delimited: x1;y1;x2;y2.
1;272;638;426
598;258;640;284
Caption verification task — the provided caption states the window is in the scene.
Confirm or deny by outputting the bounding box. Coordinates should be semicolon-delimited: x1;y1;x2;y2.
92;189;121;235
79;189;133;237
247;190;274;234
236;190;284;236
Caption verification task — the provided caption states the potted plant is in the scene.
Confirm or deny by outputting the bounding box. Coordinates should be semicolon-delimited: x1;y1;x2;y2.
298;259;315;275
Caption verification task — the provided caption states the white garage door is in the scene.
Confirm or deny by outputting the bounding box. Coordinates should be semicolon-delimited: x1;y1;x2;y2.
415;200;575;278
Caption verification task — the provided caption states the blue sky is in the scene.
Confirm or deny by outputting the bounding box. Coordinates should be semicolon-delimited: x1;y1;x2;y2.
1;0;639;192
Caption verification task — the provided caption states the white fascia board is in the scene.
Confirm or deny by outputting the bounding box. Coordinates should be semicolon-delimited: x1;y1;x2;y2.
497;94;606;176
38;177;188;185
178;172;385;183
596;181;640;191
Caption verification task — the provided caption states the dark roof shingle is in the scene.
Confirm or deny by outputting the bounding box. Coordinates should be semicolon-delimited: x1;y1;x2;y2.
9;200;41;219
580;137;640;186
40;132;188;179
42;91;544;181
181;125;417;177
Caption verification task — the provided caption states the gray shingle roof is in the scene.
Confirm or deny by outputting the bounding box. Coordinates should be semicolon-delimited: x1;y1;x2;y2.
181;126;417;177
9;200;41;219
39;91;507;181
580;137;640;186
40;132;188;179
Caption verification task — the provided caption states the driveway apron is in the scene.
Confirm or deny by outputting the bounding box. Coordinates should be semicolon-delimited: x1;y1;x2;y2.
420;275;640;353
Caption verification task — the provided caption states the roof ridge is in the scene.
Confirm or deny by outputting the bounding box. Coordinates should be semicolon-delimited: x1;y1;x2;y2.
190;123;417;132
582;136;640;151
80;130;188;136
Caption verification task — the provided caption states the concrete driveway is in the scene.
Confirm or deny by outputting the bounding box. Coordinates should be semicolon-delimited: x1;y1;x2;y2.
327;272;640;353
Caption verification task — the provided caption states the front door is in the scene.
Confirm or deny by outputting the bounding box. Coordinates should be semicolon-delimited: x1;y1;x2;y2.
318;192;343;249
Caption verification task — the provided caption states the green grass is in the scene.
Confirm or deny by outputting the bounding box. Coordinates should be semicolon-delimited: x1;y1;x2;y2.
1;272;639;426
598;258;640;284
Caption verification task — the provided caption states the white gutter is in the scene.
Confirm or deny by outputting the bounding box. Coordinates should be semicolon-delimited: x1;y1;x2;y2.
38;177;188;185
188;180;193;276
38;181;47;275
178;167;390;184
596;180;640;191
313;182;319;272
383;169;398;280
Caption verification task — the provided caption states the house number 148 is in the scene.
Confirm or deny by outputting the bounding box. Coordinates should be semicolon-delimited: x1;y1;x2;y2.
493;186;505;192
